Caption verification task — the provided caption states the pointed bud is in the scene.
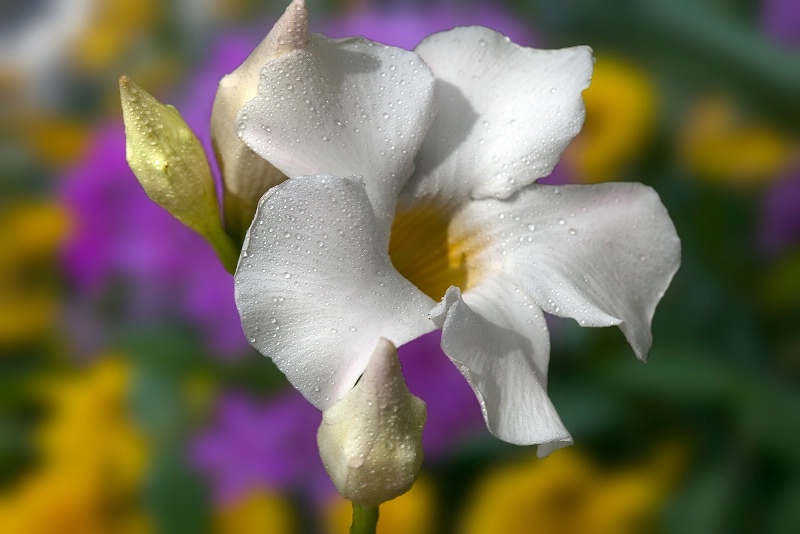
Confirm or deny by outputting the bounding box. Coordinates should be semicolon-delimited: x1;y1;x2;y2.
317;338;426;508
211;0;308;243
119;76;238;272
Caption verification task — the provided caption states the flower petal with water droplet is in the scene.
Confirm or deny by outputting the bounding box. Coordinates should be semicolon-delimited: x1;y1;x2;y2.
211;0;308;243
450;182;681;360
237;33;436;230
429;283;572;452
235;174;436;409
403;26;593;204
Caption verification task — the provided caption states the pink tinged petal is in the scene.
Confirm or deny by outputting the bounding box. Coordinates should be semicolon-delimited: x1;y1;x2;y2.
237;34;436;228
406;26;593;203
429;283;572;451
211;0;307;241
234;174;436;410
461;182;681;360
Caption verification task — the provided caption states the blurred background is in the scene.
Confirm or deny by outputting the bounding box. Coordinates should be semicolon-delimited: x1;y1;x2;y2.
1;0;799;532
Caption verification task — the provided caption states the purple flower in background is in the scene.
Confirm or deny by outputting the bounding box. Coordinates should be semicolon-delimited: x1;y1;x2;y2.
190;390;332;505
190;335;485;507
60;125;248;356
400;331;485;456
59;33;262;358
320;0;538;48
762;0;800;48
761;167;800;254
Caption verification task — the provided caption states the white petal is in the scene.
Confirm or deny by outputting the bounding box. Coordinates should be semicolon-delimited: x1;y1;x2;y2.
430;283;572;449
405;26;592;203
211;0;307;240
456;182;681;359
235;175;436;410
238;34;436;227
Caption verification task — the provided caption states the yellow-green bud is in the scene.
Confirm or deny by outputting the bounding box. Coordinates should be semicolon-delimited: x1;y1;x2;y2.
119;76;238;272
317;337;426;509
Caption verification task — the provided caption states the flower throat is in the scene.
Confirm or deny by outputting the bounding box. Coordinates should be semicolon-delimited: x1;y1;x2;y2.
388;203;486;301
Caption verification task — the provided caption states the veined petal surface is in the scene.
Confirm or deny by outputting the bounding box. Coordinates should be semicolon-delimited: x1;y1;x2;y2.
238;34;436;227
429;283;572;450
458;182;681;359
235;175;436;410
404;26;593;204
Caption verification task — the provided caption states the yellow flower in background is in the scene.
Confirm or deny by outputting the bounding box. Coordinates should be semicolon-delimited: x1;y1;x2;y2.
325;476;436;534
36;357;147;491
20;117;92;167
562;56;657;184
0;357;150;534
680;96;796;187
215;490;295;534
760;250;800;311
0;470;151;534
72;0;158;72
0;202;71;347
460;447;681;534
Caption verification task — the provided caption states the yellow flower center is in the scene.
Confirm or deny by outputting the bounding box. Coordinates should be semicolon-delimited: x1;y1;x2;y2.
388;203;488;301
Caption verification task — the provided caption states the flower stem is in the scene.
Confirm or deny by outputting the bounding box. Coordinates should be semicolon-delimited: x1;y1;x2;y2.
204;224;240;275
350;502;379;534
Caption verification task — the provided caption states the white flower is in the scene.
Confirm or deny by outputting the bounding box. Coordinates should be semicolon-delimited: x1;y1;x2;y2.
233;0;680;453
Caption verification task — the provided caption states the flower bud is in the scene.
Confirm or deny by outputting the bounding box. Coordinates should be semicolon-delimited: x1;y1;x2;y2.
210;0;308;243
119;76;238;272
317;337;426;508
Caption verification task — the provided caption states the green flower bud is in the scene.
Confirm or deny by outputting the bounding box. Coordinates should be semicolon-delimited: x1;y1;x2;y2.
119;76;238;272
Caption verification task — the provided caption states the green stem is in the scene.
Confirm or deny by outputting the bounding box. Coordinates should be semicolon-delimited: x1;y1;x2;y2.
350;502;379;534
204;224;240;275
